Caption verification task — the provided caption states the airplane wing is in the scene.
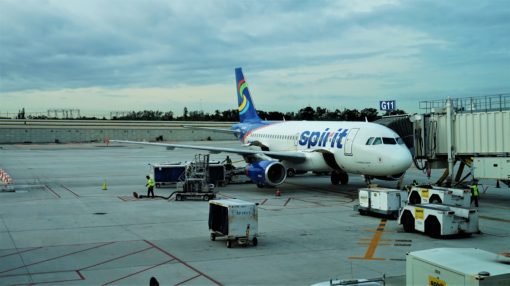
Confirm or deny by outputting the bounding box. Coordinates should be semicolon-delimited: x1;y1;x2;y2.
110;140;306;163
181;125;240;135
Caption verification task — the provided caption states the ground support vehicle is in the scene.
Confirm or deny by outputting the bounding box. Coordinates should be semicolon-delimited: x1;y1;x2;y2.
355;187;407;219
398;203;479;237
174;179;216;201
407;248;510;285
408;185;471;207
208;199;258;248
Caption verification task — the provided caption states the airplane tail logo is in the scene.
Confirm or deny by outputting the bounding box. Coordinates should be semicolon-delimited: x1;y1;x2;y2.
235;68;261;123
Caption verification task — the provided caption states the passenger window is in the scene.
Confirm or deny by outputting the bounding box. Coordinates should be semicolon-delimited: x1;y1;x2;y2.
396;137;405;145
372;137;382;145
366;137;374;145
382;137;397;145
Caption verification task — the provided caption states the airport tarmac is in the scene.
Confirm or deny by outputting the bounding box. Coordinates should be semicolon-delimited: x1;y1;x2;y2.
1;141;509;285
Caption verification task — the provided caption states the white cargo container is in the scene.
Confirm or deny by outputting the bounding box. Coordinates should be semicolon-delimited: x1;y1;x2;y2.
407;248;510;286
408;185;471;207
399;203;479;237
357;187;407;218
208;199;258;248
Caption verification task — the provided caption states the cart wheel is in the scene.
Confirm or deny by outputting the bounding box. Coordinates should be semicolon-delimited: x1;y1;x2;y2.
252;237;258;246
175;194;181;201
210;233;216;241
226;240;232;248
203;195;209;201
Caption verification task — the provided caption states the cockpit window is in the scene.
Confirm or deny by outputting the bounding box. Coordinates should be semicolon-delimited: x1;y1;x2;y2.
396;137;405;145
382;137;397;145
366;137;374;145
372;137;382;145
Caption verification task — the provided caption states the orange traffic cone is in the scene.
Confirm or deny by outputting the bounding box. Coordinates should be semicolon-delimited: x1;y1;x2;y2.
275;189;281;197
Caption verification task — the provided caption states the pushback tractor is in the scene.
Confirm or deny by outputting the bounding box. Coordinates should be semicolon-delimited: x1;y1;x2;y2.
398;203;479;237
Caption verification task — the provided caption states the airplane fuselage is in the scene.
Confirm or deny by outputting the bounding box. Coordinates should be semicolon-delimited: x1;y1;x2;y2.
233;120;412;177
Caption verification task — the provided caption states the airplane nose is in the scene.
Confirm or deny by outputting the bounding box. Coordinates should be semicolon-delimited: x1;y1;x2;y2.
394;148;413;173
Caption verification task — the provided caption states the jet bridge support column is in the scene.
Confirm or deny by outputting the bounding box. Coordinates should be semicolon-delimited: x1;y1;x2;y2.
446;98;455;185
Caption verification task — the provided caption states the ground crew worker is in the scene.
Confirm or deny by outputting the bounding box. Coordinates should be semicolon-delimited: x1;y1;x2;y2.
470;179;479;207
223;155;234;171
146;175;155;198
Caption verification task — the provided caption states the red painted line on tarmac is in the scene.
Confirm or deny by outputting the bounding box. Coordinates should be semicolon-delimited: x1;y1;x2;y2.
76;270;85;280
175;274;201;286
283;197;291;206
144;240;223;286
3;270;84;285
44;185;61;198
101;259;174;286
80;246;155;271
60;184;80;198
0;242;114;274
260;198;268;205
0;246;43;258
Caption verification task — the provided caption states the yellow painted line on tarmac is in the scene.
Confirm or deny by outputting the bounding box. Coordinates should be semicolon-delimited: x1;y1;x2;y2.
349;219;386;261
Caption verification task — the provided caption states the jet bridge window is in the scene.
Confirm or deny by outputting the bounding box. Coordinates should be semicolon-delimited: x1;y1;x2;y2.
372;137;382;145
382;137;397;145
366;137;374;145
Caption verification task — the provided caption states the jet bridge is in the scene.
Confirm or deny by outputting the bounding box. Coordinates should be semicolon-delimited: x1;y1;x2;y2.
411;94;510;186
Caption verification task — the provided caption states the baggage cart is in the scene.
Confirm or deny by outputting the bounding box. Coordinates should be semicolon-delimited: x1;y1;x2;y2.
151;163;186;188
356;187;407;219
208;199;258;248
407;248;510;285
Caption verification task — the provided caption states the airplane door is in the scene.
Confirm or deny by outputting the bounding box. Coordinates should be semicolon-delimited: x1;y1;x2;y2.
344;128;359;156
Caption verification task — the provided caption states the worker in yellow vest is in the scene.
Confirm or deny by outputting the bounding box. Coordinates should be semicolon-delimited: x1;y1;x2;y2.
146;175;155;198
470;179;479;207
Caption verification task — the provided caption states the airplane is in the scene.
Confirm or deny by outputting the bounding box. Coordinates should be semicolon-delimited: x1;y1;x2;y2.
112;68;413;188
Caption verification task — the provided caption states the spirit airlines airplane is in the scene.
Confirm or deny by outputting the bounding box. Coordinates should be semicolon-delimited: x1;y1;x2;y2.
113;68;412;187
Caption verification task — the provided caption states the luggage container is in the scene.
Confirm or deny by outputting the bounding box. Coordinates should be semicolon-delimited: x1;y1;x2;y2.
398;203;479;237
407;248;510;286
207;163;226;187
208;199;258;248
151;163;186;188
356;187;407;219
408;185;471;207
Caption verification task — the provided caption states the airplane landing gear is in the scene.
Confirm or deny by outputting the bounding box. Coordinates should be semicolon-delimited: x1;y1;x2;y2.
331;170;349;185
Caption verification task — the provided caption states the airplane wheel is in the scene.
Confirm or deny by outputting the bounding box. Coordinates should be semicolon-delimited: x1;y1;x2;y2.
339;172;349;185
175;194;182;201
331;172;340;185
401;211;415;233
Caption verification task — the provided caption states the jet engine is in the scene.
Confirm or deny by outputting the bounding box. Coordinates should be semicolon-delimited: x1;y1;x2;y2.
246;160;287;187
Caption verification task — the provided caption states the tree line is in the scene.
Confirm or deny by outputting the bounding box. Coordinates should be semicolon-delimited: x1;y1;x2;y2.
19;106;406;122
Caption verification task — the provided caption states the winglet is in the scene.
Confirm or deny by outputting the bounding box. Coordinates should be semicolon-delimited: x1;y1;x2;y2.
235;68;262;123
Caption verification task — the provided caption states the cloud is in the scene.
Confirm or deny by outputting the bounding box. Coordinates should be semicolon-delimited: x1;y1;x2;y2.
0;0;508;115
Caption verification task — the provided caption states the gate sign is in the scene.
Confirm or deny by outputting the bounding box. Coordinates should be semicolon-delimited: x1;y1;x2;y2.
379;100;396;111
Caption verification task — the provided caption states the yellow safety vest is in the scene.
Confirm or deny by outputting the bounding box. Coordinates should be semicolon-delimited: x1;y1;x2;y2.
147;178;155;187
470;185;479;197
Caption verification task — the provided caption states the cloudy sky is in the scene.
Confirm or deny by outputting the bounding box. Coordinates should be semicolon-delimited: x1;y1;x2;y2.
1;0;509;116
